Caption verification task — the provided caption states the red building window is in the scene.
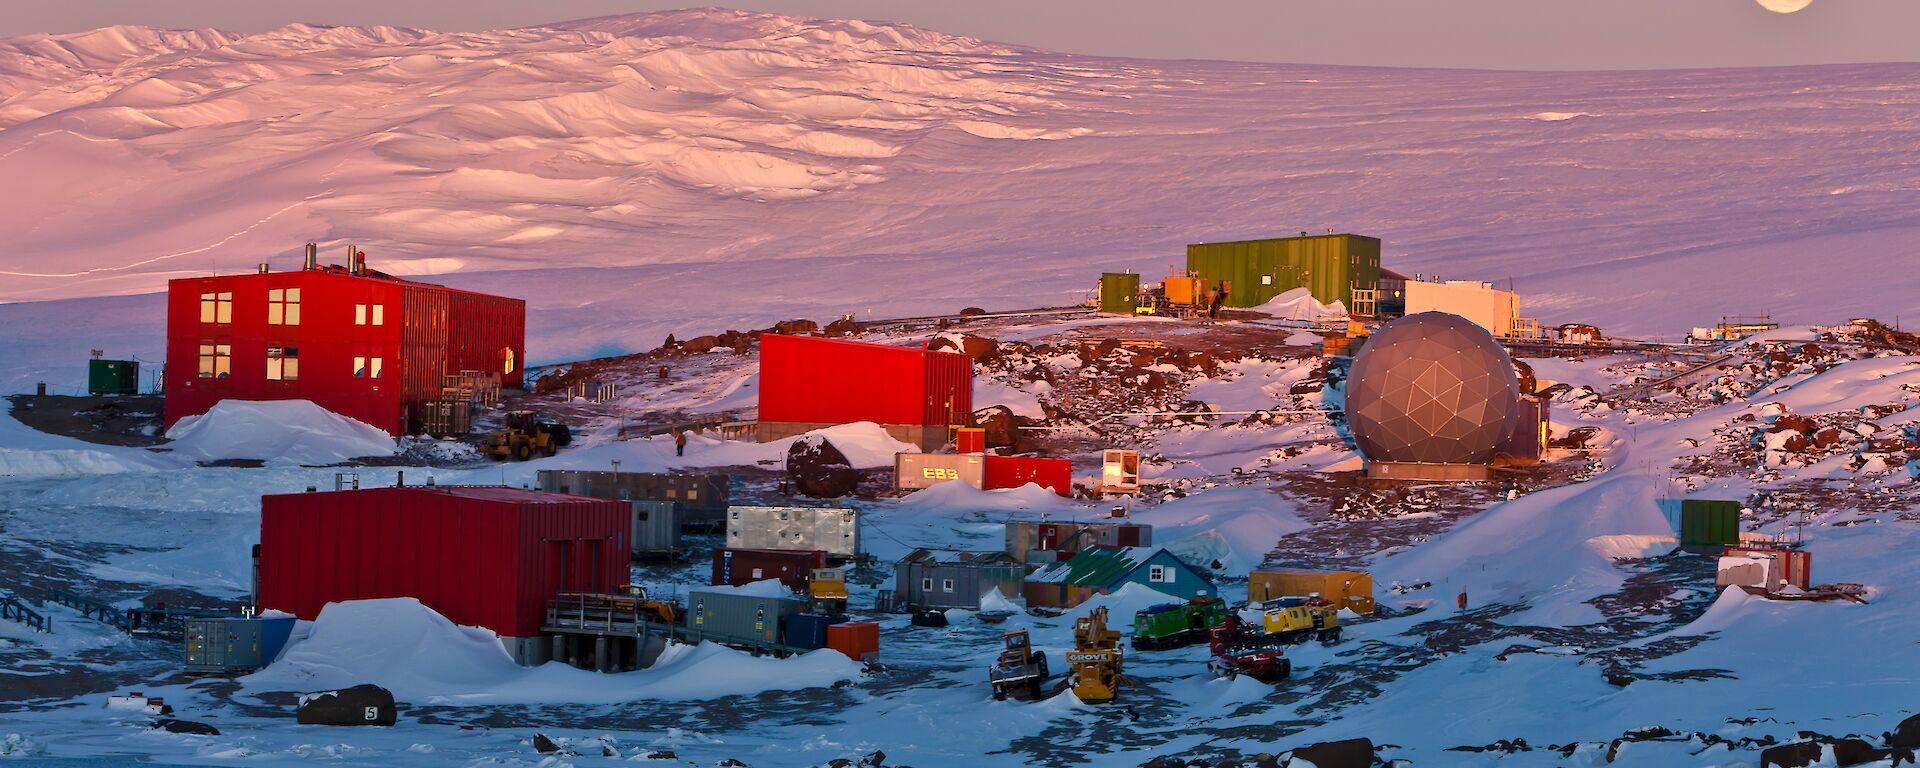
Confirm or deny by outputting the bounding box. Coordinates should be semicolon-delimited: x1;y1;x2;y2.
199;292;232;324
197;343;231;378
355;303;385;326
267;346;299;381
354;356;384;379
268;288;301;325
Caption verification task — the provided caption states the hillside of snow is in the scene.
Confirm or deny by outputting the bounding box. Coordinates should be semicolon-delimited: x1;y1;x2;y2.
5;9;1920;392
3;307;1920;765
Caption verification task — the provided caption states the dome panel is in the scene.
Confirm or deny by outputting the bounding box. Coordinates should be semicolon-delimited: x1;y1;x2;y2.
1344;312;1520;465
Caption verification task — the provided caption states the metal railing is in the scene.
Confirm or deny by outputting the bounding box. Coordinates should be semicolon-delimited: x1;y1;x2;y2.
48;589;125;628
0;596;49;633
46;589;230;638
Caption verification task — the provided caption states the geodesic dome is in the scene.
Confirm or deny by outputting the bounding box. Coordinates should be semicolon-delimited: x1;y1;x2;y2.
1345;312;1519;466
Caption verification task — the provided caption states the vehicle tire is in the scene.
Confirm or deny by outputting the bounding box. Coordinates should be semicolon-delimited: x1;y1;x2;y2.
513;440;532;461
547;423;573;447
1029;678;1044;700
993;685;1008;701
1320;628;1342;645
488;450;507;462
542;439;558;457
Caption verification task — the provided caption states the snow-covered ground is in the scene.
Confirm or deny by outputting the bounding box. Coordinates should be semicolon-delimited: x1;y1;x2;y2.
6;9;1920;392
2;311;1918;766
3;7;1919;766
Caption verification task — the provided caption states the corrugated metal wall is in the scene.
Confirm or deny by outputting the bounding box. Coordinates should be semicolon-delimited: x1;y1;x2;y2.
709;547;826;592
1185;234;1381;309
258;487;627;637
1099;273;1140;314
759;334;972;426
982;456;1073;496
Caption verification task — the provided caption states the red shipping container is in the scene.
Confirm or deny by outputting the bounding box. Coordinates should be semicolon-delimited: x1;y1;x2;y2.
166;252;526;436
257;487;628;639
984;455;1073;496
1725;547;1811;590
710;547;828;593
825;621;880;661
758;335;972;427
955;428;986;454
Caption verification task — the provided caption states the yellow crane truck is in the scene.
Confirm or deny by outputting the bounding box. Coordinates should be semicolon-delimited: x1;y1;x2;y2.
1065;607;1131;703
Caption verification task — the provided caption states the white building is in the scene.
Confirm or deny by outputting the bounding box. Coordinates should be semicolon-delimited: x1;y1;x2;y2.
1404;280;1523;337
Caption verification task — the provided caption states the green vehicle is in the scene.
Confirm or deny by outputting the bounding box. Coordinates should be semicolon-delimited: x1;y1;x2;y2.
1131;597;1230;651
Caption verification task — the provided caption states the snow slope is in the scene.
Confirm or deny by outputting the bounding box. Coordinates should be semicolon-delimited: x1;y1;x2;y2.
7;9;1920;391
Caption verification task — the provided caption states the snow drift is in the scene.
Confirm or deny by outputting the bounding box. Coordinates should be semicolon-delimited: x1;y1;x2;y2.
162;400;395;465
896;479;1088;516
1145;487;1312;573
246;598;862;704
1252;288;1347;322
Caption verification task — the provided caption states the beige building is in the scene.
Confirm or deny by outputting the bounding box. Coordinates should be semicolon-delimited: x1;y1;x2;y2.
1404;280;1523;337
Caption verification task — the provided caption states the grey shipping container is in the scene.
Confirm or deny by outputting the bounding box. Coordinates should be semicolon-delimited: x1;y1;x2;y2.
726;506;861;560
688;589;806;647
631;500;681;553
420;400;474;437
895;452;986;492
536;470;730;527
184;616;294;672
894;549;1024;611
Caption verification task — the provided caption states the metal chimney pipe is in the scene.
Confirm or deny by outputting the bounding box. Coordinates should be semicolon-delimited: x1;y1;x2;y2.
353;249;367;275
257;263;269;274
304;242;318;270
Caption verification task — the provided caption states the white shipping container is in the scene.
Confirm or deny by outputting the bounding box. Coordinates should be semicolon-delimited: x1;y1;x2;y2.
894;453;986;492
726;506;861;559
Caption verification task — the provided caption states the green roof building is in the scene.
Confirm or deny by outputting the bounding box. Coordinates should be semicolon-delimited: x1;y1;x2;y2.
1023;546;1213;609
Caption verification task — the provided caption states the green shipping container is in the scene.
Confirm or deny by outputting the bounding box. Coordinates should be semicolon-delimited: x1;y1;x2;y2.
88;359;140;395
1185;234;1382;309
1099;272;1140;314
1679;499;1741;547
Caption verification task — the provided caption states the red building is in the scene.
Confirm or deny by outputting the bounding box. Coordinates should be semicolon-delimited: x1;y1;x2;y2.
757;334;972;451
164;244;525;435
257;486;628;664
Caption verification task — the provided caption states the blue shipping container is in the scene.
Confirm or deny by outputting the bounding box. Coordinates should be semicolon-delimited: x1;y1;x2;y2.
781;613;844;651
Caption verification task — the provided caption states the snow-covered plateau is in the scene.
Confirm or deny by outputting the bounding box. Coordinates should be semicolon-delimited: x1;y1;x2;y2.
4;8;1920;392
3;7;1919;768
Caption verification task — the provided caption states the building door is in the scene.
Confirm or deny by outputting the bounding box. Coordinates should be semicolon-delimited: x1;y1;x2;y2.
548;541;571;594
585;539;603;593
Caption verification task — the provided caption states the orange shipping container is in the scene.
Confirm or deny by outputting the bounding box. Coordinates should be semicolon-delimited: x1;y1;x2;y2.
1248;568;1375;615
826;621;880;662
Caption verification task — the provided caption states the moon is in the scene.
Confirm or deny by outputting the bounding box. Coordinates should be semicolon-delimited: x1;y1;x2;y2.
1756;0;1813;12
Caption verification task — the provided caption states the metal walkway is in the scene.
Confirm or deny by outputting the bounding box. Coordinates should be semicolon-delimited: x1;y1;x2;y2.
0;595;48;633
45;589;229;639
